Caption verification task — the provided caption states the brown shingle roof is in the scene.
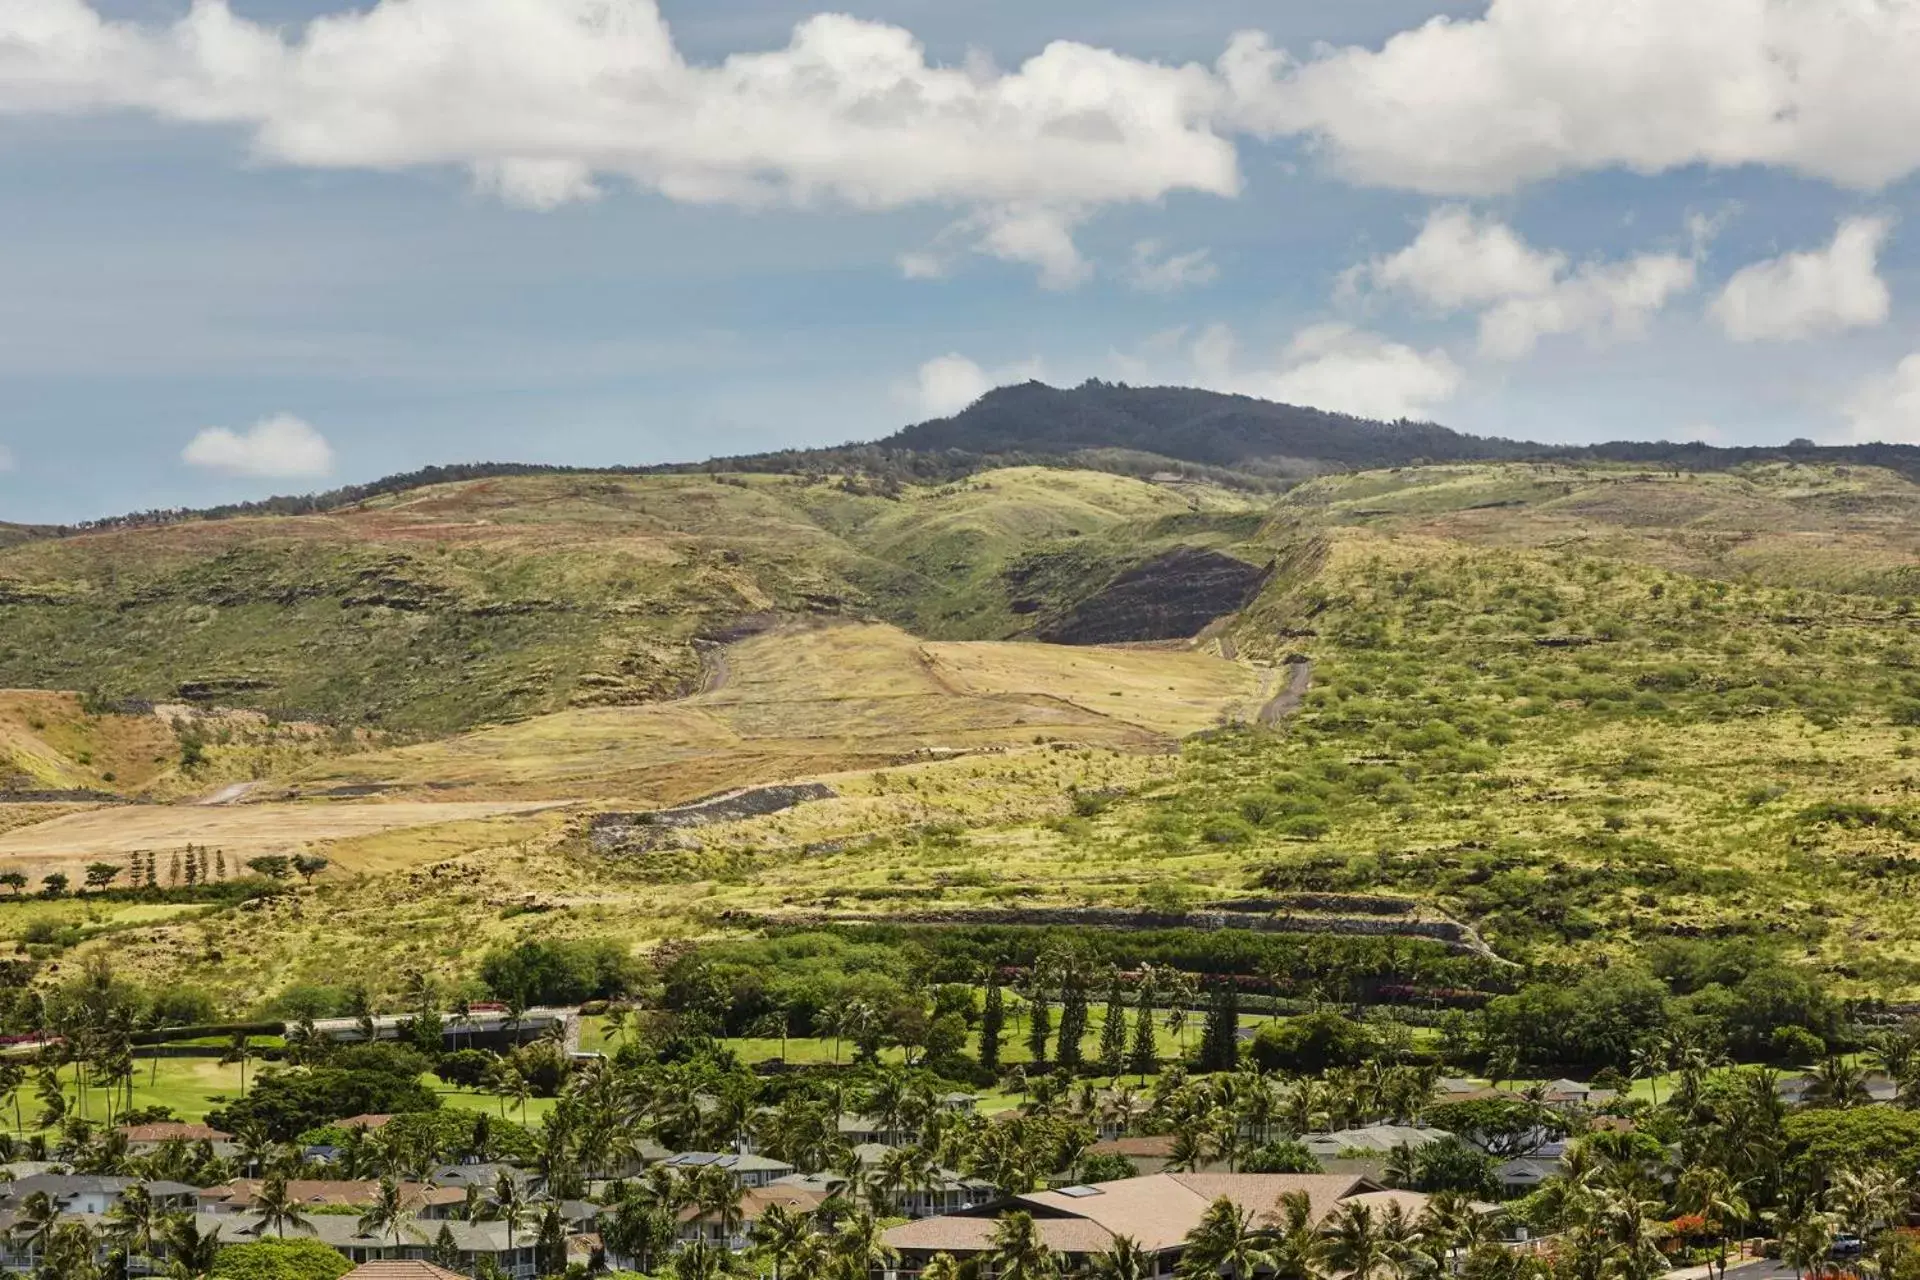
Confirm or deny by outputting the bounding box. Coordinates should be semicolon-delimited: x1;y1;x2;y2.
341;1265;467;1280
884;1173;1409;1260
201;1180;459;1212
884;1215;1118;1257
1088;1136;1176;1158
677;1185;826;1225
120;1122;232;1143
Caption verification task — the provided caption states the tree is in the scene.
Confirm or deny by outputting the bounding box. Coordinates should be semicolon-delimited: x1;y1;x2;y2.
980;976;1006;1073
291;854;329;884
40;872;68;897
1177;1196;1277;1279
489;1168;531;1254
1027;994;1053;1068
0;872;25;895
1128;980;1158;1079
250;1172;312;1239
1198;979;1241;1073
1087;1235;1152;1280
349;1180;402;1251
104;1184;164;1269
247;856;292;881
222;1033;256;1099
1099;974;1129;1078
1318;1201;1396;1280
84;862;120;891
990;1211;1060;1280
162;1213;225;1280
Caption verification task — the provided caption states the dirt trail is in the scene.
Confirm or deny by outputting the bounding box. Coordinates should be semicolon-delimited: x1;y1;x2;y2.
1258;659;1312;725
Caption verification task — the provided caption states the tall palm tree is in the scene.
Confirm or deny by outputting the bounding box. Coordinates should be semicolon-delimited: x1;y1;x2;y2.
1178;1196;1278;1279
1778;1209;1835;1280
251;1171;313;1240
828;1209;897;1280
1676;1165;1750;1280
356;1177;408;1251
104;1183;165;1269
489;1168;531;1254
991;1211;1060;1280
919;1254;965;1280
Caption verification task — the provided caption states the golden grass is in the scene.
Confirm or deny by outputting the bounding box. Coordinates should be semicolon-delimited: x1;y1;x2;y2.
0;800;562;879
293;621;1258;804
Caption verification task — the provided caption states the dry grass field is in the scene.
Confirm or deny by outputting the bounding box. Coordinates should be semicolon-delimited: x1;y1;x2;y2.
0;800;564;879
289;621;1261;803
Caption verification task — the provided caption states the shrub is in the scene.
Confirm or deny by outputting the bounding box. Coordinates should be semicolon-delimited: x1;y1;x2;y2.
210;1238;351;1280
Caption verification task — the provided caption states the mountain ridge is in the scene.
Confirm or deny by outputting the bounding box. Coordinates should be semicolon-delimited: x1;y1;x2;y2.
17;381;1920;533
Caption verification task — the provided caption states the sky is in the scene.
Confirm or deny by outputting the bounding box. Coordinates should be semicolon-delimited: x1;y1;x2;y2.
5;0;1920;522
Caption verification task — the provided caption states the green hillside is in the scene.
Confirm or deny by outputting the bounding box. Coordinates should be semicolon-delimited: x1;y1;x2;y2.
0;467;1266;739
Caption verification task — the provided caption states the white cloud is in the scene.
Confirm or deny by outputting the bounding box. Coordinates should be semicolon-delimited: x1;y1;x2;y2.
1125;240;1219;294
1843;353;1920;443
1711;216;1893;342
1;0;1239;286
182;413;335;478
902;354;1045;418
1191;322;1462;420
1220;0;1920;195
1348;207;1698;360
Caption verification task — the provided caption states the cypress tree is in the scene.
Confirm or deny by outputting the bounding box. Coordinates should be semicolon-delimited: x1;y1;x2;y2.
168;852;181;887
1098;975;1128;1078
1027;995;1052;1068
1128;982;1158;1078
980;976;1005;1072
184;846;198;888
1056;963;1089;1073
1198;978;1241;1073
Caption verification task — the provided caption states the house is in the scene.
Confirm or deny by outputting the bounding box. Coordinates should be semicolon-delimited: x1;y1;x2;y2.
882;1172;1432;1279
671;1185;827;1252
119;1121;233;1148
0;1175;198;1217
199;1179;465;1218
312;1005;576;1054
767;1150;995;1220
658;1152;794;1189
205;1213;542;1278
1299;1124;1451;1158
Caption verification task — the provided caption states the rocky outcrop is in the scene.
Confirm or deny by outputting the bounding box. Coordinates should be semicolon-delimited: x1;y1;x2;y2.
591;782;837;851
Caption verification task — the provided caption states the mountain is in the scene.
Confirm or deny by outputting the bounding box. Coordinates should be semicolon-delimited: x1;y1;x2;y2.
883;380;1533;473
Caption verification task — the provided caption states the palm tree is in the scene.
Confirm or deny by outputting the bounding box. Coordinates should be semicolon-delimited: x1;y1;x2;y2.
251;1171;313;1239
919;1254;966;1280
356;1177;408;1250
1318;1201;1395;1280
828;1209;897;1280
104;1183;165;1268
489;1168;531;1254
221;1032;255;1098
1676;1165;1750;1280
1178;1196;1277;1279
161;1213;223;1280
8;1190;59;1267
750;1201;817;1280
991;1211;1060;1280
1087;1234;1154;1280
1778;1208;1835;1280
1807;1056;1870;1109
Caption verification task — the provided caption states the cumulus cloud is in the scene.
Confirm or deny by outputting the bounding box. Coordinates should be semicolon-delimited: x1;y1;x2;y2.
182;414;335;478
1844;354;1920;443
1221;0;1920;195
902;354;1045;418
1711;216;1893;342
1;0;1238;285
1125;241;1219;294
1348;207;1698;359
1190;322;1461;420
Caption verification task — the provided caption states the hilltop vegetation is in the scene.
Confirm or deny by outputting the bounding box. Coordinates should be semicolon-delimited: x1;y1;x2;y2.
1;444;1919;1013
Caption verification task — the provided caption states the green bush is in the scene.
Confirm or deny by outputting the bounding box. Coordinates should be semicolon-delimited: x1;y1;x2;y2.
209;1238;350;1280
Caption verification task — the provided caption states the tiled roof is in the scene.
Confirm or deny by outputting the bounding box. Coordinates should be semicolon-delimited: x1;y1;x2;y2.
342;1265;468;1280
884;1214;1118;1256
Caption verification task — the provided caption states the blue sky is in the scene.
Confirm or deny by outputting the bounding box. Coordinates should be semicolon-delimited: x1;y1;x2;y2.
4;0;1920;522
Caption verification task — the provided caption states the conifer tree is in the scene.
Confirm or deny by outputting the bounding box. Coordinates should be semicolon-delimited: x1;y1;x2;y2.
1198;978;1241;1073
1026;994;1052;1068
1099;973;1129;1078
979;975;1005;1072
1129;996;1158;1079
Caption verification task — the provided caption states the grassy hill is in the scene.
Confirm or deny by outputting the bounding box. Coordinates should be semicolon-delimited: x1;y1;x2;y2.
3;454;1920;1011
0;467;1267;739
